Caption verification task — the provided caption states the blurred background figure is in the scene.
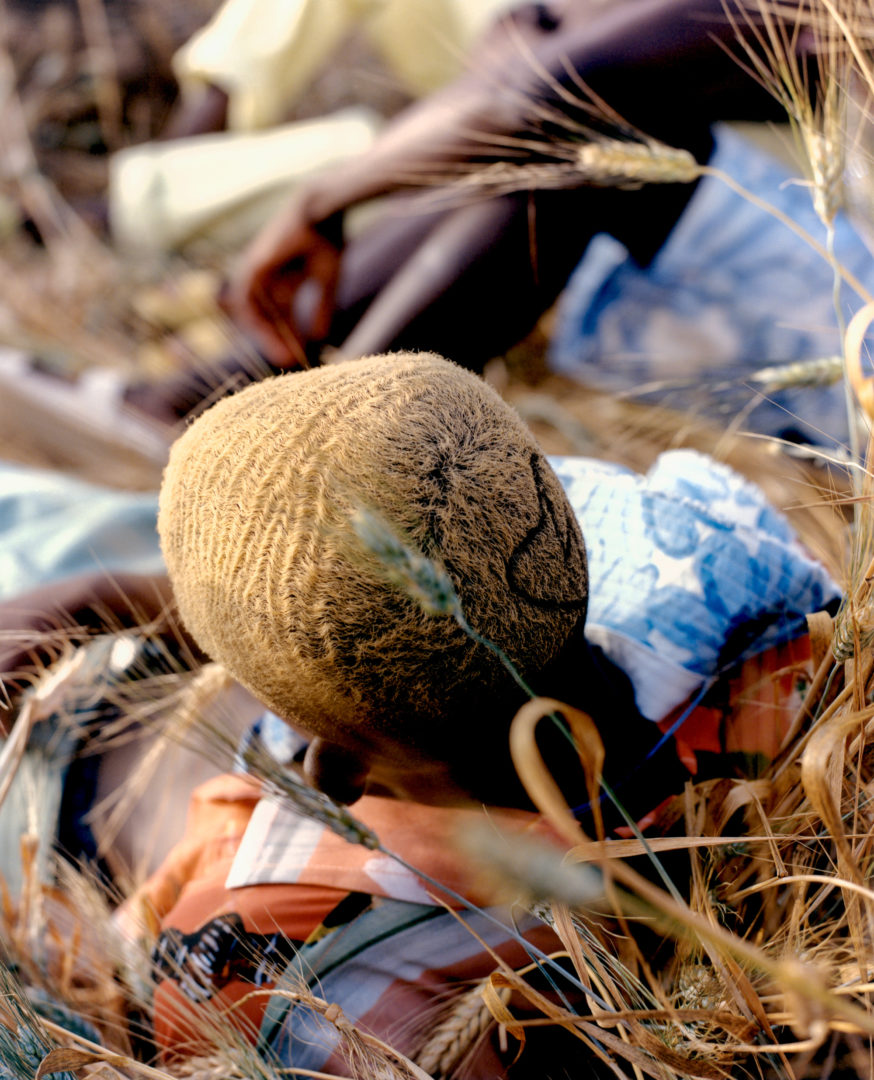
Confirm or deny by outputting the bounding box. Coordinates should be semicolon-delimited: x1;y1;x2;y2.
108;0;523;252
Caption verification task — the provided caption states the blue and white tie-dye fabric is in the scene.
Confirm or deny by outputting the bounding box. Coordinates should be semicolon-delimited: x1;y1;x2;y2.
0;456;839;727
549;124;874;446
549;450;840;721
0;463;164;599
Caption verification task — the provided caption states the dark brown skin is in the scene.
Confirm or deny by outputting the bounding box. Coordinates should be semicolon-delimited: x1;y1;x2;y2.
121;0;807;420
223;0;792;370
160;83;230;141
297;618;689;829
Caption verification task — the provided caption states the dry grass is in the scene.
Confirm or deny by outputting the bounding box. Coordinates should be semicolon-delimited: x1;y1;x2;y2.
415;548;874;1077
344;3;874;1073
4;1;874;1079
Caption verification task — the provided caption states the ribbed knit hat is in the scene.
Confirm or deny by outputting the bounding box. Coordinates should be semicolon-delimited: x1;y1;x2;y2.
158;352;588;757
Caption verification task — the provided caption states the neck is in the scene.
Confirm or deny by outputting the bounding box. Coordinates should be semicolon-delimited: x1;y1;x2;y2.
514;622;691;828
441;621;690;821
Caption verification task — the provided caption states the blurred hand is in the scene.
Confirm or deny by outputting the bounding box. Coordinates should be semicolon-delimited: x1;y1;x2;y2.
225;201;344;367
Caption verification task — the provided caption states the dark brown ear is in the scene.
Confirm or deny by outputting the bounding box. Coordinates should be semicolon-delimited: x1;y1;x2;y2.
303;737;371;805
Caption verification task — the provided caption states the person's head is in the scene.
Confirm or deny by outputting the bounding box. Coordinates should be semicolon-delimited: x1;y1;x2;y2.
158;352;588;806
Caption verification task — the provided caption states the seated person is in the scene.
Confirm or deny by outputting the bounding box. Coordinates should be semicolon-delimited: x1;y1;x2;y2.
18;1;854;451
142;351;837;1071
0;352;840;1074
124;0;828;427
222;0;800;372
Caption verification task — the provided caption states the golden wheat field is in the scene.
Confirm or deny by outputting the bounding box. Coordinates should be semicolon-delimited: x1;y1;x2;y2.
6;1;874;1078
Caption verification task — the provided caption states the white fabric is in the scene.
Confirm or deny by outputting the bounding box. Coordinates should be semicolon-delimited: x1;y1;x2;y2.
174;0;519;129
0;463;164;599
109;107;380;252
550;449;839;719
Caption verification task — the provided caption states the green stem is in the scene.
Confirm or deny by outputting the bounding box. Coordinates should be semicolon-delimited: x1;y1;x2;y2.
454;611;538;699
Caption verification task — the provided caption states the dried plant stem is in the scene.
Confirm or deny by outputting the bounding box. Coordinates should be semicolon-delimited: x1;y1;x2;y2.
510;698;874;1039
766;675;857;793
274;1071;360;1079
38;1018;180;1080
75;0;123;150
818;0;874;94
826;222;864;487
573;139;700;183
0;36;71;253
737;872;874;906
171;1061;343;1080
415;981;509;1078
0;9;114;298
702;164;874;306
600;847;874;1036
429;144;874;326
0;650;86;812
772;645;838;773
750;355;843;390
845;306;874;413
234;988;432;1080
93;662;234;855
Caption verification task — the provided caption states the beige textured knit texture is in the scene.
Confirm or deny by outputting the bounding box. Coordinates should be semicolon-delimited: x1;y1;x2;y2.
158;352;588;754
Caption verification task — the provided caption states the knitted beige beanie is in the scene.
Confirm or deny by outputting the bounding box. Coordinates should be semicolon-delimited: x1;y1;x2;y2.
158;352;588;756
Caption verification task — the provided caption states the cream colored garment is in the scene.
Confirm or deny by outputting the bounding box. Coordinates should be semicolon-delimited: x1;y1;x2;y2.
111;0;516;252
174;0;519;130
109;106;380;252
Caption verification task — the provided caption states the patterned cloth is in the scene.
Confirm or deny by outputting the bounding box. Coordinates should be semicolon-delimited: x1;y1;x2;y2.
658;631;815;777
550;124;874;446
551;449;838;720
257;895;574;1078
137;448;838;1070
132;775;564;1072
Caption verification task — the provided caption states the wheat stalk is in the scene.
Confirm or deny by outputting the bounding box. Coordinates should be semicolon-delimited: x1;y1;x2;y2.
750;355;845;389
232;987;433;1080
728;0;869;468
414;981;510;1079
167;1060;356;1080
165;1057;250;1080
572;139;701;185
0;648;87;812
75;0;123;151
419;137;701;201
